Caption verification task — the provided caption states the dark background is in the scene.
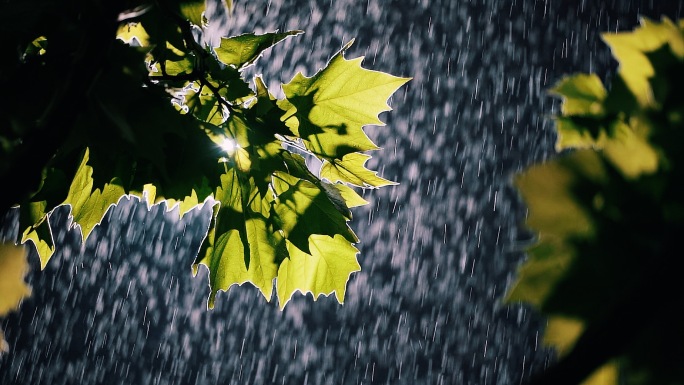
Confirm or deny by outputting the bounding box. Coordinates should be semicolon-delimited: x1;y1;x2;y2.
2;1;683;384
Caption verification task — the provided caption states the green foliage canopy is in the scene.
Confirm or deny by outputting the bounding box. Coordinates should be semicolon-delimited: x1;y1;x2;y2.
0;0;409;309
509;17;684;385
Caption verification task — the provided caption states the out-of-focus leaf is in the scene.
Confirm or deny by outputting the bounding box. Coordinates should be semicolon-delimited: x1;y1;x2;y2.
512;17;684;385
0;243;31;355
601;120;659;179
63;148;125;242
602;17;684;107
321;152;396;188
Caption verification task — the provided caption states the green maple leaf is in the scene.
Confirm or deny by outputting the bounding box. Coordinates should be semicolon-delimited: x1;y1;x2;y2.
63;148;126;243
550;75;659;178
18;202;54;269
279;40;411;160
272;172;358;254
321;152;396;188
194;168;281;307
214;31;303;70
276;234;360;309
5;2;409;313
507;150;602;307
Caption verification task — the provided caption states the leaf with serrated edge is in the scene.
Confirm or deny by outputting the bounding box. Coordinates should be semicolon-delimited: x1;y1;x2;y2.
601;17;684;107
333;183;368;208
0;243;32;355
179;0;206;27
273;172;358;254
0;243;31;317
279;40;410;159
550;74;607;116
195;169;279;307
116;22;150;46
17;201;54;268
277;234;360;309
214;31;303;70
321;153;396;188
63;148;125;242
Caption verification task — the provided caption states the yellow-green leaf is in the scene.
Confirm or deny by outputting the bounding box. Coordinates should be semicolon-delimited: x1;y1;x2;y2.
279;40;410;159
17;201;54;268
116;22;149;46
602;17;684;107
195;169;281;307
277;234;360;309
601;120;659;179
214;31;303;70
63;148;125;242
273;173;358;254
550;74;607;116
321;153;396;188
0;243;31;355
179;0;206;27
331;182;368;208
0;243;31;317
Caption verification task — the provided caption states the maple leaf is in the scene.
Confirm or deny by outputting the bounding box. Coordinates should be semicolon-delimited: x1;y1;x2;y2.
272;172;358;254
279;40;411;161
276;234;360;309
214;31;303;70
63;148;126;243
5;2;409;313
321;152;396;188
194;168;281;307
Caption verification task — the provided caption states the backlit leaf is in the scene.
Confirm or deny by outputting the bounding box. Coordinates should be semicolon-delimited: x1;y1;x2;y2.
0;243;31;355
279;41;411;160
0;243;31;317
63;148;125;243
214;31;303;70
273;173;358;254
277;234;360;309
602;17;684;107
321;152;396;188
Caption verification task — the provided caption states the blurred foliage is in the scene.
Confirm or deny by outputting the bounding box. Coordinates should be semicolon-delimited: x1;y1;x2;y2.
509;17;684;385
0;0;409;309
0;243;31;354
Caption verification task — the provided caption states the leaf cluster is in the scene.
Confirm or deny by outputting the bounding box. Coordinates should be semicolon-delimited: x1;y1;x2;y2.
508;18;684;385
0;0;409;309
0;243;31;355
